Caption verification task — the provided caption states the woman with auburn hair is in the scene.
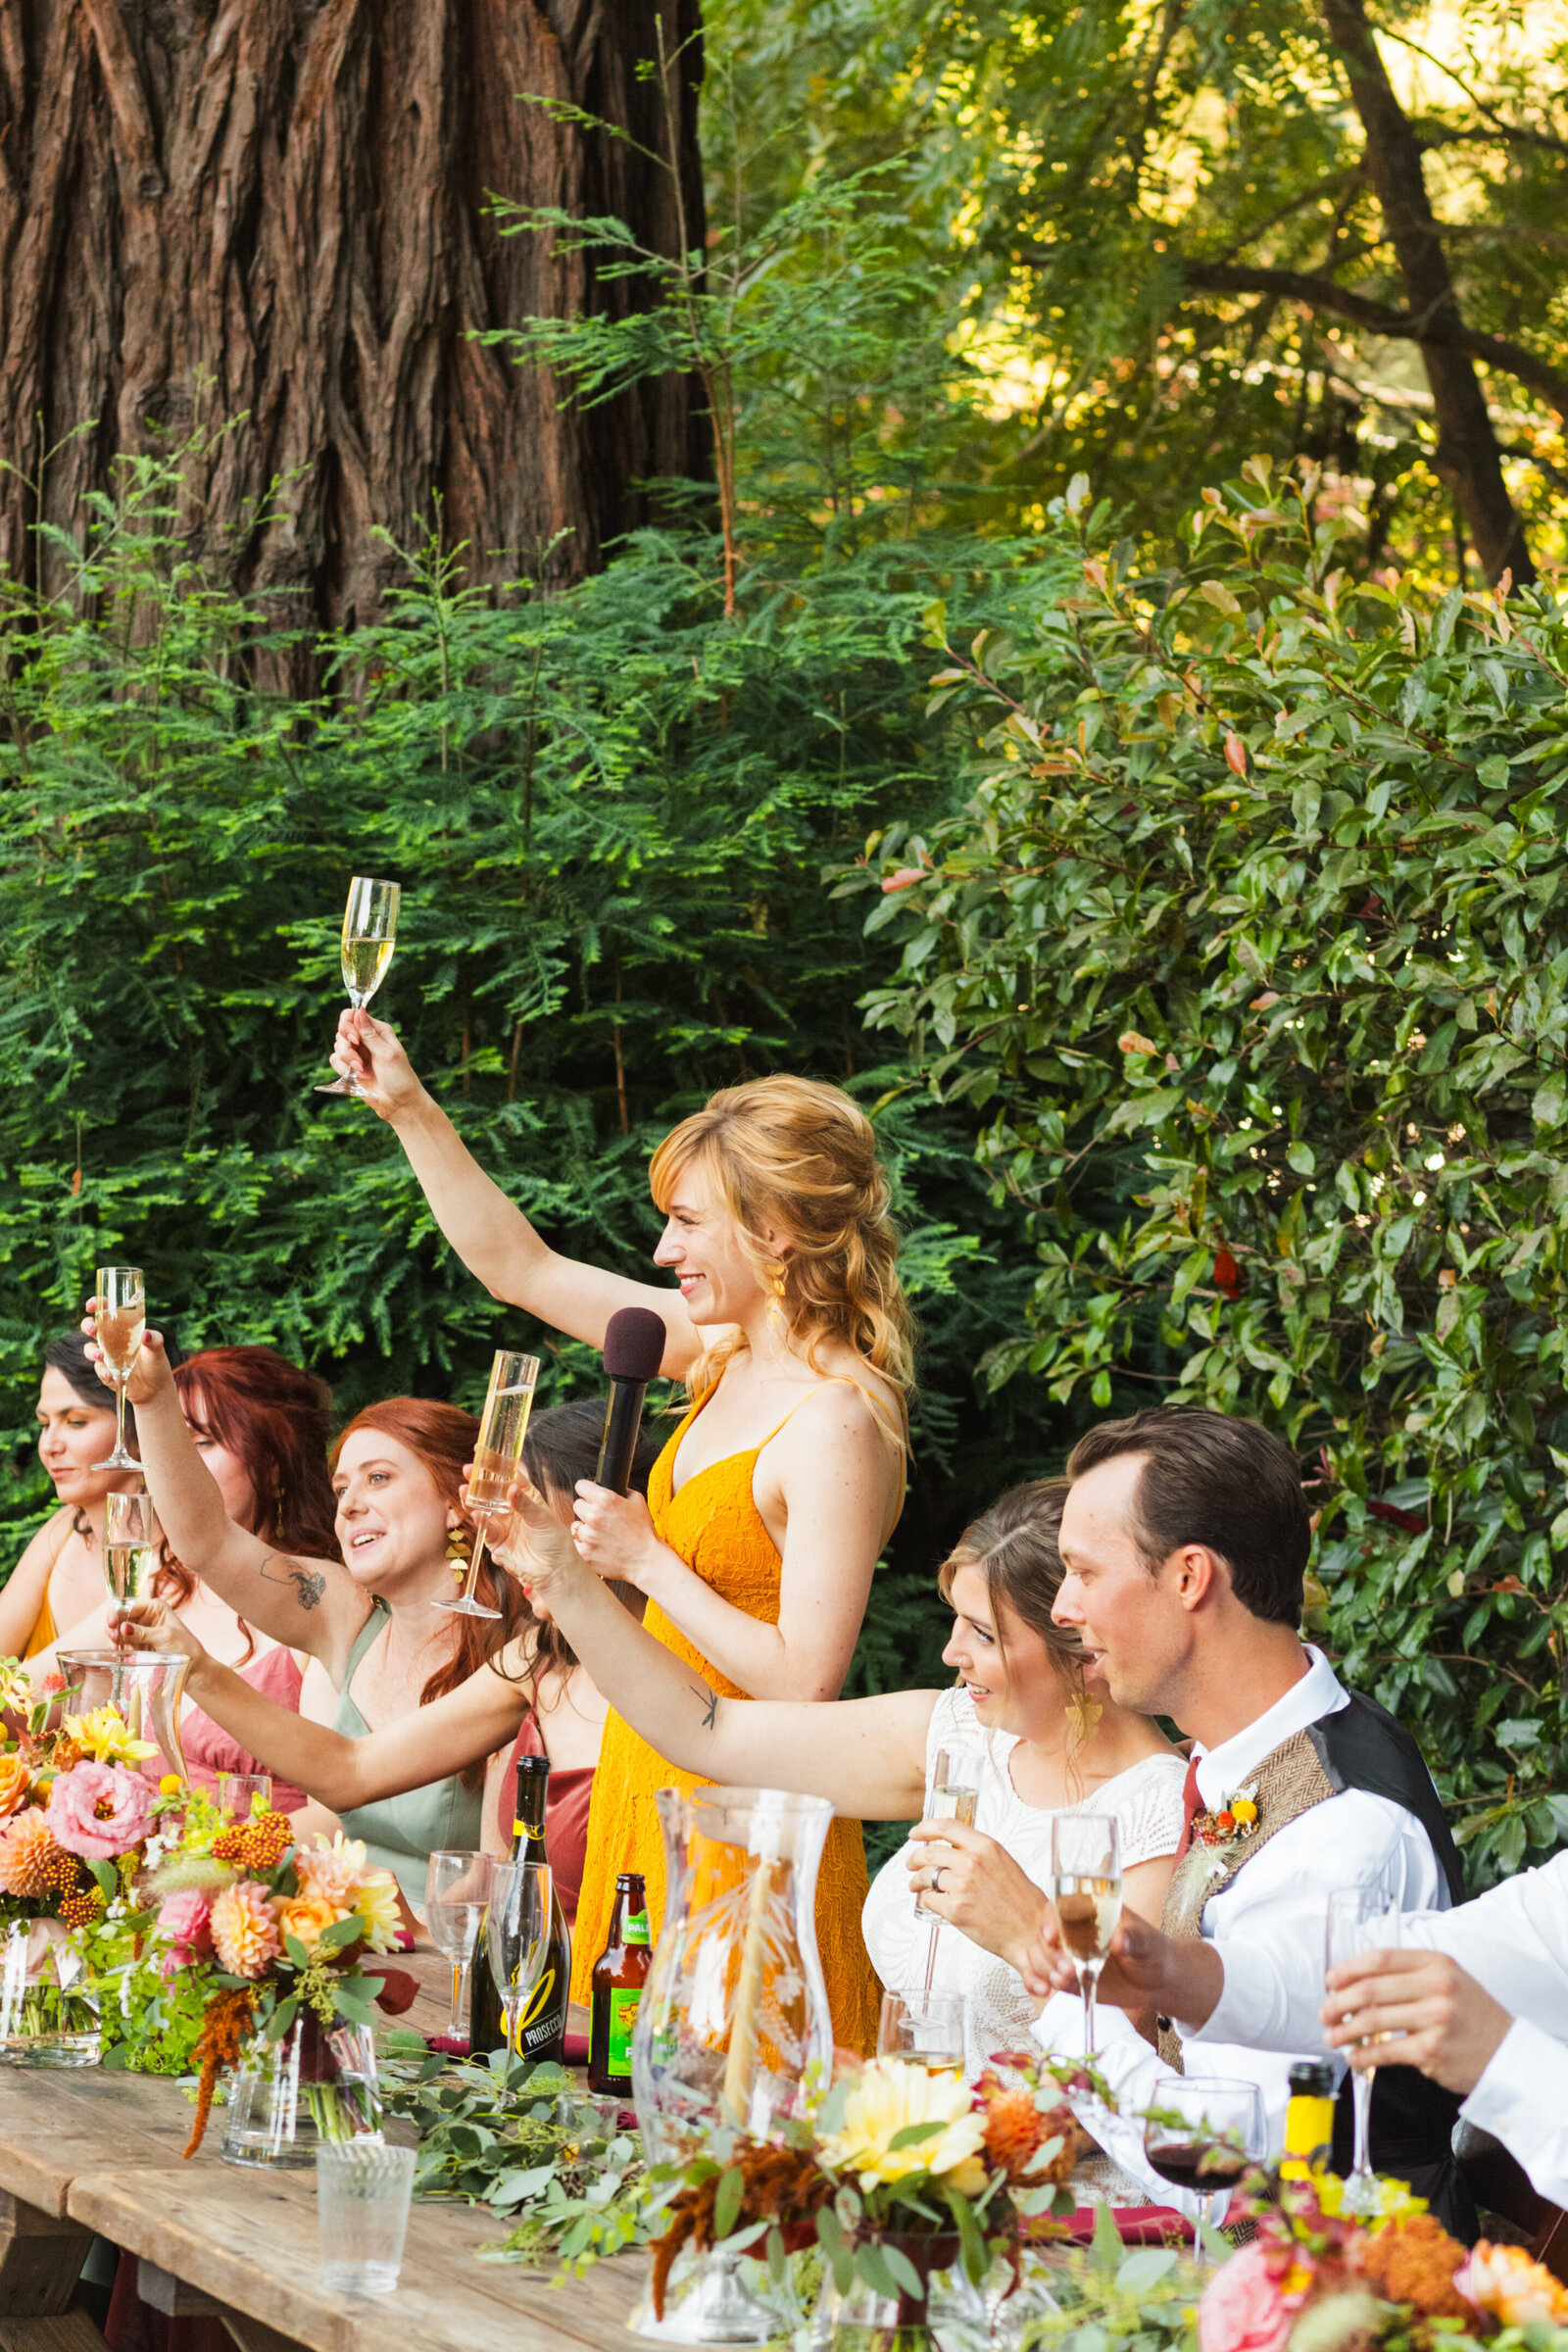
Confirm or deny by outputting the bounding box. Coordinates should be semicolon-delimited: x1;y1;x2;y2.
312;1016;910;2048
82;1318;524;1908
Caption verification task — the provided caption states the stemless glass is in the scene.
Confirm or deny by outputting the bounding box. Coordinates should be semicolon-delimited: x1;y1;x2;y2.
1325;1873;1402;2214
1143;2075;1265;2262
425;1850;493;2039
1050;1812;1122;2059
93;1268;145;1470
878;1986;965;2076
485;1855;553;2060
216;1772;273;1822
316;876;400;1098
433;1349;540;1622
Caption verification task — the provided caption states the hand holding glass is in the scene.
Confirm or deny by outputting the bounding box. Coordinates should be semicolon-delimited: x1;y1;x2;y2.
485;1855;554;2061
93;1268;145;1470
1325;1877;1402;2215
425;1849;493;2038
1050;1812;1122;2059
433;1350;540;1621
915;1743;983;1991
1143;2075;1265;2261
317;876;400;1097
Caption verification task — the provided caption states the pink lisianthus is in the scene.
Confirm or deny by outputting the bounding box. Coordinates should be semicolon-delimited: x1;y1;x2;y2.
46;1761;155;1859
156;1886;213;1971
1198;2240;1296;2352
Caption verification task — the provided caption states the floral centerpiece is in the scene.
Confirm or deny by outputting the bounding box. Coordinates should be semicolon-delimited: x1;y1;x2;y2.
644;2056;1086;2349
139;1804;410;2163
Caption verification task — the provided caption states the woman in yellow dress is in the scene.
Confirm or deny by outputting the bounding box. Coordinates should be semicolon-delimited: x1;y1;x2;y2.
327;1013;910;2051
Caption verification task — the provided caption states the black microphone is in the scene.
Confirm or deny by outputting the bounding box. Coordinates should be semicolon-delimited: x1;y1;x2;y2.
595;1307;667;1494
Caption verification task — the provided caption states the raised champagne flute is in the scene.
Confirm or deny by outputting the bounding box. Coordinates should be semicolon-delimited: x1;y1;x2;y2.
1325;1871;1402;2215
915;1743;983;1991
1050;1811;1122;2060
1143;2075;1265;2263
485;1854;553;2061
93;1268;145;1470
432;1349;540;1621
316;876;400;1097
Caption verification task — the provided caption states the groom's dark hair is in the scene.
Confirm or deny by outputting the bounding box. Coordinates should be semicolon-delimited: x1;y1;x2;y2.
1066;1406;1309;1626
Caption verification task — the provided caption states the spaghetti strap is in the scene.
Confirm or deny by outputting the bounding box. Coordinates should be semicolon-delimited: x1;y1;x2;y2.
755;1374;906;1455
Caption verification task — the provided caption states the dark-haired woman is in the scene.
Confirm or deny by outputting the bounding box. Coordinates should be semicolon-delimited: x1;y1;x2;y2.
1;1335;143;1658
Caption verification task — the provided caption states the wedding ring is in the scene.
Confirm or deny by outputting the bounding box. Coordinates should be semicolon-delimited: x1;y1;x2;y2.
932;1865;945;1892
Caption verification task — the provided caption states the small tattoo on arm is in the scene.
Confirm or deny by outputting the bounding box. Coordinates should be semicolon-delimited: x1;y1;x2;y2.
690;1681;720;1729
262;1556;326;1613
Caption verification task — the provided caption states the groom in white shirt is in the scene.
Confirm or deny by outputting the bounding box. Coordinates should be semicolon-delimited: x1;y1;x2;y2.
1027;1405;1471;2234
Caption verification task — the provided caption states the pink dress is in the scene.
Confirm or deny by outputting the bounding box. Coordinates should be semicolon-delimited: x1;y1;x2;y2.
493;1712;594;1930
180;1643;310;1812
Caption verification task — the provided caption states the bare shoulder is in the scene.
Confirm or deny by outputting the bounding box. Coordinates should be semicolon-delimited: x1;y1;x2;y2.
784;1359;905;1456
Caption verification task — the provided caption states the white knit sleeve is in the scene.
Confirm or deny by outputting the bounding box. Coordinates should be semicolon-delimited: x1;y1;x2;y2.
1114;1756;1188;1868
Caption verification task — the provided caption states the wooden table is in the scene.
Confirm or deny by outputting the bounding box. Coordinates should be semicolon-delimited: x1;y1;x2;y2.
0;1971;644;2352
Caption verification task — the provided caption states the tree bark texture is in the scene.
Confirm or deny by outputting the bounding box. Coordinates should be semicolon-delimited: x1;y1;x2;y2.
1320;0;1534;587
0;1;708;640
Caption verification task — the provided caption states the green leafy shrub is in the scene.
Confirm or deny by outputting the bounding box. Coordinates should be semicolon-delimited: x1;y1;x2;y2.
854;458;1568;1883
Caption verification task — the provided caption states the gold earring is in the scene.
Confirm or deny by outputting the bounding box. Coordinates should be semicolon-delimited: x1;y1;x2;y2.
763;1258;787;1301
445;1522;473;1582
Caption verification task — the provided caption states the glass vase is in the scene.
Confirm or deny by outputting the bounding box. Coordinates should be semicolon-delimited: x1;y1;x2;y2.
56;1649;190;1785
221;2011;381;2169
0;1921;100;2067
814;2231;987;2352
632;1786;834;2162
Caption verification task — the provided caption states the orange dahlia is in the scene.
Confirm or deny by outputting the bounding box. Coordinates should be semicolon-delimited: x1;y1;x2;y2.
977;2077;1084;2185
0;1756;31;1821
211;1880;281;1979
0;1811;70;1899
1353;2215;1475;2323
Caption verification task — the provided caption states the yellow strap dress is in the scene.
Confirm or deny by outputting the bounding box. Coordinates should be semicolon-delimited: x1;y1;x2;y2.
569;1385;888;2056
23;1593;57;1660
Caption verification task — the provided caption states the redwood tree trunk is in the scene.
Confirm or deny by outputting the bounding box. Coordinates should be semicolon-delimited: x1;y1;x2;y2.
0;1;707;650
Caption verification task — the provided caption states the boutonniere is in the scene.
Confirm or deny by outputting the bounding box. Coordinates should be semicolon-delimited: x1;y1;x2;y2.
1191;1787;1259;1869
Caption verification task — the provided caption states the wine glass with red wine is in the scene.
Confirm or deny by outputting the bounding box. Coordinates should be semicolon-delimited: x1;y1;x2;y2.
1143;2076;1265;2262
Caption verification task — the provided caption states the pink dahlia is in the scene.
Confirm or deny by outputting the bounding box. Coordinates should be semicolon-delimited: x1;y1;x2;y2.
211;1880;281;1979
46;1761;155;1859
1198;2239;1294;2352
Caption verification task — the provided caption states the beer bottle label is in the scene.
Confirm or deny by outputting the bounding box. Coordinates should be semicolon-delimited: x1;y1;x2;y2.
624;1908;652;1947
608;1985;642;2077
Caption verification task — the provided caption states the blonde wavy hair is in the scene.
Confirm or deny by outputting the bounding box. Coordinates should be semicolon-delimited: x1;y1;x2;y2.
649;1074;914;1416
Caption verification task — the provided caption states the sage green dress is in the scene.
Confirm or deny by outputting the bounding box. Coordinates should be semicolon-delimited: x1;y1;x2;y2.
331;1604;486;1910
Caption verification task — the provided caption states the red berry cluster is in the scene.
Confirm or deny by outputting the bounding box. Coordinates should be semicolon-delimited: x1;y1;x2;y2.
211;1811;293;1872
57;1883;107;1930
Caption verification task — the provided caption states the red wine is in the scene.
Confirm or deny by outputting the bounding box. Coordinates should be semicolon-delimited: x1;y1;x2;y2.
1146;2143;1247;2195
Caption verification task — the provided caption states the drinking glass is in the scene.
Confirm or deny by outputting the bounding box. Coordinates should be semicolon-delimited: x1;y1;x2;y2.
1049;1812;1122;2059
216;1772;273;1822
914;1742;984;1990
93;1268;145;1469
425;1850;493;2038
102;1490;160;1608
433;1349;540;1621
316;2138;416;2293
1325;1873;1402;2214
878;1986;965;2076
485;1855;553;2059
316;876;400;1097
1143;2075;1265;2263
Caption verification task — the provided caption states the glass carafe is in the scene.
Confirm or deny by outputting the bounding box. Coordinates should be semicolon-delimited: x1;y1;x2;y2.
56;1650;190;1785
632;1786;834;2161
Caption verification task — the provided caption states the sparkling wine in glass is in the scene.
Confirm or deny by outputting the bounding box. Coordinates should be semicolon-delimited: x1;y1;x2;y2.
103;1489;160;1607
914;1743;983;1990
1050;1811;1122;2060
425;1850;493;2040
1143;2075;1265;2262
433;1350;540;1622
93;1267;146;1470
486;1855;553;2060
1325;1873;1402;2215
316;876;400;1098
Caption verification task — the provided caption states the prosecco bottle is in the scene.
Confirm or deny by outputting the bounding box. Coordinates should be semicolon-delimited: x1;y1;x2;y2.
587;1872;652;2095
468;1754;571;2066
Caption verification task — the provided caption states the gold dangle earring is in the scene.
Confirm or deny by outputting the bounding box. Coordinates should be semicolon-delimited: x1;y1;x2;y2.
763;1257;789;1341
445;1519;473;1586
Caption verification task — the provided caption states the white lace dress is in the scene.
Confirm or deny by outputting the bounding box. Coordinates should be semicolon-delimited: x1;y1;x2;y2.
860;1685;1187;2069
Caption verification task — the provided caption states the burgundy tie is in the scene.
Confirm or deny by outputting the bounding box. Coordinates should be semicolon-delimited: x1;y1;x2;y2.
1173;1751;1204;1864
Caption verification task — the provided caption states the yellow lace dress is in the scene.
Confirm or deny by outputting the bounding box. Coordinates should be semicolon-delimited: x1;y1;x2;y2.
569;1388;888;2055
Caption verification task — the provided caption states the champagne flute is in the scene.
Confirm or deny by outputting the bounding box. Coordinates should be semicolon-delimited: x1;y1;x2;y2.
915;1743;983;1991
433;1349;540;1621
1143;2075;1265;2263
485;1855;554;2061
1050;1812;1122;2059
425;1850;494;2040
93;1267;145;1470
316;876;400;1097
1325;1872;1402;2215
878;1987;965;2076
103;1487;160;1709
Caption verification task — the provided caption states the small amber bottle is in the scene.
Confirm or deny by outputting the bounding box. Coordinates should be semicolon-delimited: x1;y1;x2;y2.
587;1871;652;2095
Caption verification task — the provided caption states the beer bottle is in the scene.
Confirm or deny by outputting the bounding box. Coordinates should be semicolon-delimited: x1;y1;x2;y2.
1280;2058;1336;2180
587;1872;652;2095
468;1754;572;2066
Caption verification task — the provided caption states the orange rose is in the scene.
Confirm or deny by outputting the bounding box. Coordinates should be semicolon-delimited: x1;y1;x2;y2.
1216;1810;1236;1833
0;1756;31;1820
275;1893;345;1957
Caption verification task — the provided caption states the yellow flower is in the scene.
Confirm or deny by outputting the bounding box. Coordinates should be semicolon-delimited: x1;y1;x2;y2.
1231;1798;1258;1825
351;1867;403;1954
62;1707;158;1766
817;2058;989;2190
159;1774;182;1795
